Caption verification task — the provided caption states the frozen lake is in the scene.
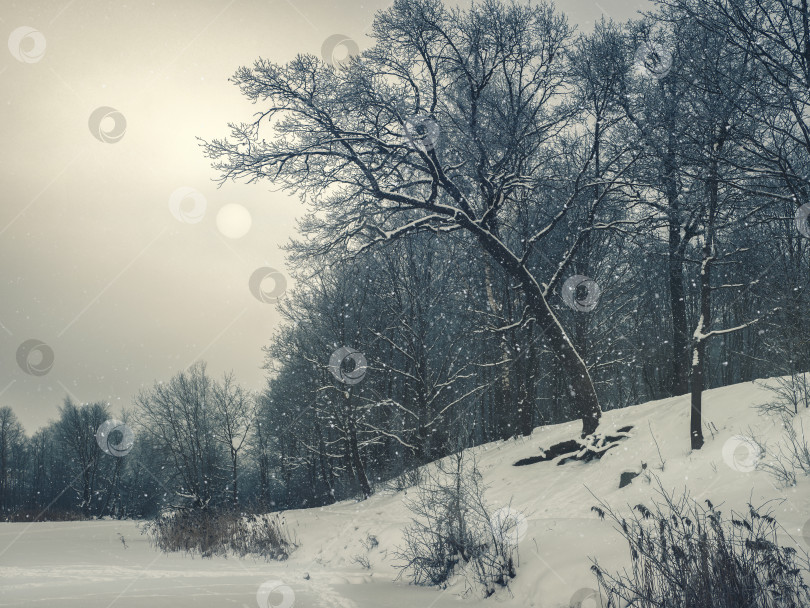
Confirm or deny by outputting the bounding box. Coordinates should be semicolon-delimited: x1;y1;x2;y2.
0;520;463;608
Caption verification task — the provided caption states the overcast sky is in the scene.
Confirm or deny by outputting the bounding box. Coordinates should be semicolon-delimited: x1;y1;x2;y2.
1;0;650;432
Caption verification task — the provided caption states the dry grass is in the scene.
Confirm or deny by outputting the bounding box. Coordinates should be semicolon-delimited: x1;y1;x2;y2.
141;508;296;560
590;483;810;608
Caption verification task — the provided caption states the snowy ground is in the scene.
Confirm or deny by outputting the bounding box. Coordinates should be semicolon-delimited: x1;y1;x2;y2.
2;378;809;607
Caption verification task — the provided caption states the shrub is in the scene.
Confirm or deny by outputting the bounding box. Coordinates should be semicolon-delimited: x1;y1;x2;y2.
590;485;810;608
394;451;520;596
385;466;423;492
141;508;296;560
757;414;810;488
756;375;810;487
758;373;810;417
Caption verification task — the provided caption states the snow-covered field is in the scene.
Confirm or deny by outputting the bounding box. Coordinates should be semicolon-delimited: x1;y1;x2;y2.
2;378;809;607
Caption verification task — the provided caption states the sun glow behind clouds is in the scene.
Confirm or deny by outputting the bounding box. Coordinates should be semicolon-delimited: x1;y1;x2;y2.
216;203;252;239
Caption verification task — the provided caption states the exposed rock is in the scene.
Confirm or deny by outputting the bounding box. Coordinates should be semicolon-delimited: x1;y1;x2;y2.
513;426;634;467
619;463;647;488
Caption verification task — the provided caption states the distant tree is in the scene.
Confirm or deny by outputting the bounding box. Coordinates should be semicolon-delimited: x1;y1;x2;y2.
55;399;110;515
134;363;223;510
266;262;380;500
368;239;485;457
0;407;24;514
617;18;703;397
26;427;56;513
567;18;629;356
210;373;255;507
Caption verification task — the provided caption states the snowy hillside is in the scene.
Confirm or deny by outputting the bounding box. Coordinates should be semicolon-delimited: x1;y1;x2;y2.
2;377;808;607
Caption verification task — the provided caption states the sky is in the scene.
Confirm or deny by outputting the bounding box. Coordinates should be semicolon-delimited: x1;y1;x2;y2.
0;0;651;432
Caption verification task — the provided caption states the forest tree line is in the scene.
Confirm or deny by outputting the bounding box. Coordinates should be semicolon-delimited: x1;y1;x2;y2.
1;0;810;518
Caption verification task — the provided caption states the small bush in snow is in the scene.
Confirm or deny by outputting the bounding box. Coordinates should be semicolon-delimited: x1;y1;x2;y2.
385;466;423;492
142;508;296;560
394;450;520;596
755;376;810;487
756;414;810;488
590;485;810;608
758;373;810;417
361;533;379;551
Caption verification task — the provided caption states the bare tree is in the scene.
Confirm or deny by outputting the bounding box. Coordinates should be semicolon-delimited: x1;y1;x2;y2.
203;0;639;437
55;399;110;515
0;407;24;514
369;238;486;457
618;19;703;397
672;10;767;449
210;373;255;507
135;362;222;510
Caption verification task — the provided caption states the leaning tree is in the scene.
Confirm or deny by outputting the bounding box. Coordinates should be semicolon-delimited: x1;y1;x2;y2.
203;0;637;436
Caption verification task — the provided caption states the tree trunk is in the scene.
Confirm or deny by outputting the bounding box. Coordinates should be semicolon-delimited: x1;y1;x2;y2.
98;458;121;517
574;111;597;365
476;232;602;437
691;156;719;450
82;466;92;516
690;337;706;450
231;451;238;507
484;261;514;439
348;418;372;499
517;332;538;436
663;105;690;397
690;276;710;451
668;214;690;396
415;343;431;462
524;286;600;435
315;420;336;504
255;422;269;506
0;437;6;513
662;128;690;397
280;441;292;508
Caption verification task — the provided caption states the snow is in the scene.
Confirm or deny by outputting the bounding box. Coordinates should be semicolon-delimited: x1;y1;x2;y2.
2;377;809;607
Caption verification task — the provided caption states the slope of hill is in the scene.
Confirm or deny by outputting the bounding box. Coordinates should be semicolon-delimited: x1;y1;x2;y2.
1;377;808;607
